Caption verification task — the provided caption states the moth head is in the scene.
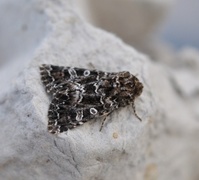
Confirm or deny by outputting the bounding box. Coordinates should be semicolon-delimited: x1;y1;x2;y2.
118;72;143;96
132;76;143;97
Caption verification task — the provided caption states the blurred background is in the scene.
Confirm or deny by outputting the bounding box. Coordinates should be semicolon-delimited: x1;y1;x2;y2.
76;0;199;61
158;0;199;49
0;0;199;65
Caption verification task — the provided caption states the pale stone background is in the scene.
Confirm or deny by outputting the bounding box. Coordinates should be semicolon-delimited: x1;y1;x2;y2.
0;0;199;180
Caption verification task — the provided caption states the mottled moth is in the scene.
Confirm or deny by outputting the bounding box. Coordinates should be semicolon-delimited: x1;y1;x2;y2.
40;64;143;134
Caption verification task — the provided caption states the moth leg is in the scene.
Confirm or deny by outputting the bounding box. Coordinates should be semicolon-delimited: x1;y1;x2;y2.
132;101;142;121
99;116;107;132
99;112;111;131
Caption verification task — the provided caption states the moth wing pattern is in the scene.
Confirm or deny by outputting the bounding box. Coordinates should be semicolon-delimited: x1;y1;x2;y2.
47;80;117;134
40;64;144;134
40;64;69;93
47;101;112;134
40;64;105;93
40;64;113;133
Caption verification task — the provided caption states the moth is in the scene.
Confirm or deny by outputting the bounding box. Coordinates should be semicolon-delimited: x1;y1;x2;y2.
40;64;143;134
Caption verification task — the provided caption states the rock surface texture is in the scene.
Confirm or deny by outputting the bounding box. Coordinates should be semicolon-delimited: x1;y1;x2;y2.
0;0;198;180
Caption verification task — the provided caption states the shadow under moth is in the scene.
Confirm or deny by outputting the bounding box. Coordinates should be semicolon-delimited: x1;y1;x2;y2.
40;64;143;134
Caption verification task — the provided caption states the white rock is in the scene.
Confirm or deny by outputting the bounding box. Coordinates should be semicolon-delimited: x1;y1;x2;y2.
171;69;199;97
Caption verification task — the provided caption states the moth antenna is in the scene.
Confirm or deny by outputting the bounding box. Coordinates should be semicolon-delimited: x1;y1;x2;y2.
99;112;112;131
132;102;142;121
